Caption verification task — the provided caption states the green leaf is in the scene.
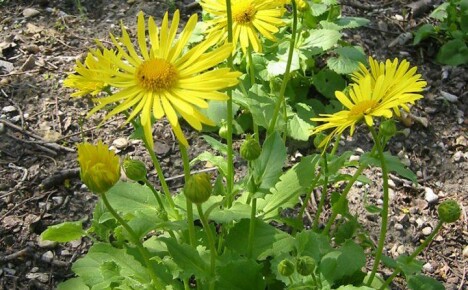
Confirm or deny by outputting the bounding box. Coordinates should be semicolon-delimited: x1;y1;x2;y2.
216;258;266;290
225;218;291;260
413;24;436;45
72;243;152;288
259;154;320;220
319;240;366;284
201;100;239;127
335;17;370;28
252;132;287;193
327;46;367;74
311;69;346;99
396;255;423;276
303;29;342;50
57;277;89;290
295;230;332;262
436;39;468;66
41;221;85;243
407;274;445;290
429;2;449;20
160;237;210;281
191;151;228;176
209;201;252;223
202;135;227;155
287;113;313;141
106;181;159;216
360;152;417;183
267;49;301;77
336;286;374;290
309;3;329;16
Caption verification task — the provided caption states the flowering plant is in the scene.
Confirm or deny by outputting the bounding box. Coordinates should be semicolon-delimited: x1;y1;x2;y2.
42;1;460;290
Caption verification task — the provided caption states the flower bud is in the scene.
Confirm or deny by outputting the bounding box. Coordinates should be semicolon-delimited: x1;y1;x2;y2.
219;121;228;140
380;119;397;137
277;259;295;277
184;173;212;204
122;158;147;182
77;141;120;194
438;200;461;224
240;135;262;161
296;256;316;276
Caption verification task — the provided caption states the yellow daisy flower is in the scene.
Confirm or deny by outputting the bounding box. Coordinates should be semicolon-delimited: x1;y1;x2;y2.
200;0;285;53
63;47;116;97
311;57;427;148
77;140;120;194
85;11;240;148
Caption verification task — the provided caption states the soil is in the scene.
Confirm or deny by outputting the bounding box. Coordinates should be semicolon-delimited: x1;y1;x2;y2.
0;0;466;289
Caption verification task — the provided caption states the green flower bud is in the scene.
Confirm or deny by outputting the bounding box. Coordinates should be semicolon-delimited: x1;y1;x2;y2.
380;120;397;137
219;121;228;140
277;259;295;277
184;173;212;204
438;200;461;223
240;135;261;161
122;158;147;182
296;256;316;276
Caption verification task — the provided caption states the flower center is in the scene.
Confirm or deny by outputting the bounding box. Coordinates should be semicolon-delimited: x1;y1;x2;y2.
349;100;378;117
136;58;178;91
232;1;256;24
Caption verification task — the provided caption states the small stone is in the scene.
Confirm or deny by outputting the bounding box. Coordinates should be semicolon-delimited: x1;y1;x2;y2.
26;272;49;283
349;155;360;162
52;196;63;205
0;123;6;134
423;262;434;273
394;223;404;230
453;151;465;162
463;245;468;258
422;226;432;236
2;105;16;113
388;179;396;189
397;245;406;254
424;187;438;204
389;188;395;200
112;137;128;149
41;251;54;263
37;236;57;248
69;239;82;248
23;8;40;18
61;249;70;256
415;218;425;228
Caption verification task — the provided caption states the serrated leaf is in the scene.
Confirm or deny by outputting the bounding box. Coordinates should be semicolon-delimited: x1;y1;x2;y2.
360;152;417;183
260;154;320;219
202;135;227;155
429;2;449;20
312;69;346;99
41;221;85;243
160;237;210;281
436;39;468;66
327;46;367;74
287;114;313;141
407;274;445;290
200;100;239;127
106;181;159;216
396;255;423;276
216;258;266;290
304;29;342;50
310;3;329;16
413;24;436;45
335;17;370;29
295;230;332;262
56;277;89;290
191;151;228;176
208;201;252;223
252;132;287;193
267;49;300;77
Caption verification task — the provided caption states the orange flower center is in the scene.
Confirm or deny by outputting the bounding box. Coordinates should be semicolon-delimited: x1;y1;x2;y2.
349;100;378;117
232;1;256;24
136;58;178;91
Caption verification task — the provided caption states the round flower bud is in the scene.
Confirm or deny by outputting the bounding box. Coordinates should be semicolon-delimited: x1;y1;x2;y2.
184;173;212;204
77;141;120;194
122;158;147;182
219;121;228;140
240;135;262;161
380;119;397;137
296;256;316;276
438;200;461;224
277;259;295;277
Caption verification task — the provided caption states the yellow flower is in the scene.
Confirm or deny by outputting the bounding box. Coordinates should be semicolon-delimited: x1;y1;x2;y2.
63;47;116;97
311;57;427;148
77;141;120;194
86;11;240;148
200;0;285;53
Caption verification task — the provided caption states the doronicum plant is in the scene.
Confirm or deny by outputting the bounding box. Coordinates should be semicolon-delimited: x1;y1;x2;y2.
42;1;461;289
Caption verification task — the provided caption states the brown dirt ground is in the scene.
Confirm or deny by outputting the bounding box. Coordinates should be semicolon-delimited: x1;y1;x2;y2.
0;0;466;289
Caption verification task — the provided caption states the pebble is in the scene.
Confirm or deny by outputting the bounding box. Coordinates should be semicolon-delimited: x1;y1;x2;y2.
453;151;465;162
2;105;17;113
349;155;360;162
41;251;54;263
394;223;404;230
463;245;468;258
0;122;5;134
26;272;49;283
23;8;40;18
112;137;128;149
422;226;432;236
424;187;438;204
397;245;406;254
52;196;63;206
415;217;425;228
423;262;434;273
37;236;57;248
388;179;396;189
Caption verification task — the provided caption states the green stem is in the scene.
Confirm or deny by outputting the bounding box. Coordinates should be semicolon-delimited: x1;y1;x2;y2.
180;144;197;247
246;45;259;143
297;172;320;231
379;221;443;289
247;197;257;258
267;0;298;136
196;204;217;290
143;178;176;239
225;0;235;208
367;126;390;286
101;193;162;288
322;163;366;235
144;140;177;215
313;153;329;231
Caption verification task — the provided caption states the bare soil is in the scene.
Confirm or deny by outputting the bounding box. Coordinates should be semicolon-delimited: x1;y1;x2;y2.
0;0;466;289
